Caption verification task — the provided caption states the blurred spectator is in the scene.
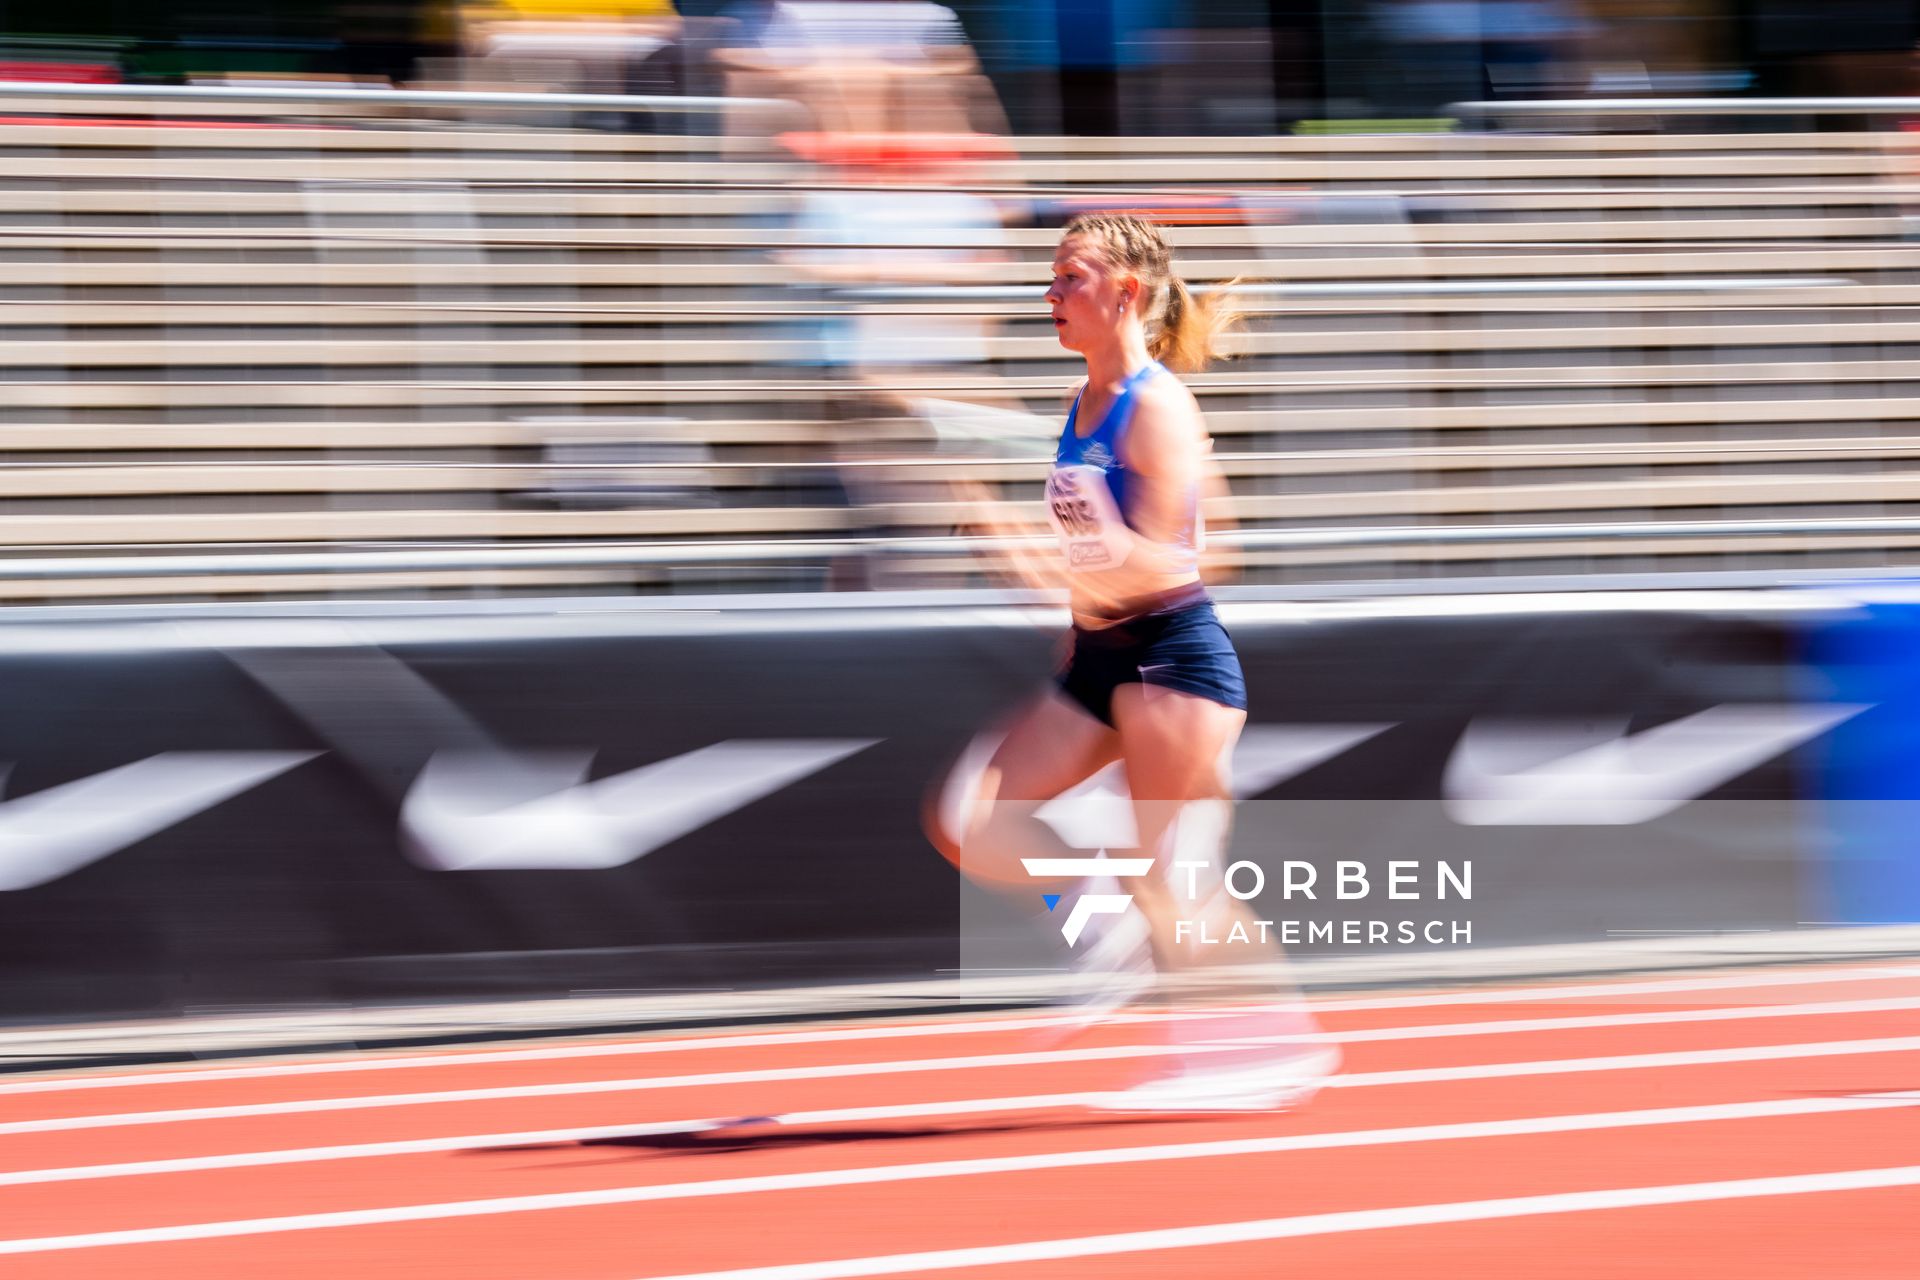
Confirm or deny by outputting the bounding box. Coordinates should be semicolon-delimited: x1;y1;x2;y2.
452;0;687;121
1052;0;1179;136
709;3;1029;582
732;2;1015;391
712;1;1006;136
778;134;1011;383
1481;0;1587;97
736;0;970;56
1374;0;1588;116
776;136;1021;587
961;0;1181;136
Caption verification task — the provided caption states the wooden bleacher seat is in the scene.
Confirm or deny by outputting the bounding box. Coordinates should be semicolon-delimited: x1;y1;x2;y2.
3;109;1920;598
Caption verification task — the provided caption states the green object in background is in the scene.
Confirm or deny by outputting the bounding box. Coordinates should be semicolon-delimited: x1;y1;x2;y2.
1292;118;1458;135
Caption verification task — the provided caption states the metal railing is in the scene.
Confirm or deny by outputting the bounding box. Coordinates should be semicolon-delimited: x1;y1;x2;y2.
3;516;1917;582
0;77;789;121
1451;96;1920;120
854;277;1860;303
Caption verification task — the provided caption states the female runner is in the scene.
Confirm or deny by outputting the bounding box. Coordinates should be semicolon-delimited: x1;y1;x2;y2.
929;212;1336;1110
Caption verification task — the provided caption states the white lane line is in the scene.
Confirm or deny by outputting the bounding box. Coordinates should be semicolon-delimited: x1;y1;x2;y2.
10;1034;1920;1187
3;1090;1916;1254
631;1163;1920;1280
7;996;1920;1137
0;1092;1095;1188
8;962;1916;1097
0;1043;1160;1137
1325;1033;1920;1087
1327;994;1920;1044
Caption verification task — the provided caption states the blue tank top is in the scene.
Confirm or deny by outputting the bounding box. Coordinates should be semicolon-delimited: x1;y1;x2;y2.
1053;361;1199;561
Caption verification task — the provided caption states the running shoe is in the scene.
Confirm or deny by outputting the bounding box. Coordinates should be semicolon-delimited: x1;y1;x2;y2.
1090;1044;1341;1113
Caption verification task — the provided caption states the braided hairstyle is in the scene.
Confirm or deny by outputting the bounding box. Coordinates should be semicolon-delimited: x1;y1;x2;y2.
1060;212;1239;374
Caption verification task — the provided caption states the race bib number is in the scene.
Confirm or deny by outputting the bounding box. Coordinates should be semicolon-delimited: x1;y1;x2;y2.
1044;464;1131;570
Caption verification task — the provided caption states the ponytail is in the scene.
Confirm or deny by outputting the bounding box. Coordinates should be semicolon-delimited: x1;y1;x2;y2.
1062;212;1241;375
1149;274;1240;375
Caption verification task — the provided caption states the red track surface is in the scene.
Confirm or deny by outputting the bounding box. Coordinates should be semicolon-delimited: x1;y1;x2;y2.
5;961;1919;1278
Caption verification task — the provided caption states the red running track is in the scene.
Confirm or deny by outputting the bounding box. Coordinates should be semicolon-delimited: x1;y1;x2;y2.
4;960;1920;1279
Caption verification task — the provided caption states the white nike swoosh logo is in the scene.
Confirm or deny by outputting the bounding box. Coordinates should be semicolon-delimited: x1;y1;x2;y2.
0;753;318;891
1442;703;1870;826
401;739;877;871
225;635;878;873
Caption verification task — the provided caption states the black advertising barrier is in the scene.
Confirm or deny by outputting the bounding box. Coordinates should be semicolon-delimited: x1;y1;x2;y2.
0;595;1828;1023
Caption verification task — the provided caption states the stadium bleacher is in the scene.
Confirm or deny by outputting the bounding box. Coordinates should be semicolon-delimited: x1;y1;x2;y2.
5;91;1920;600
